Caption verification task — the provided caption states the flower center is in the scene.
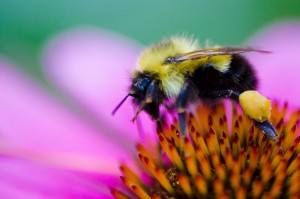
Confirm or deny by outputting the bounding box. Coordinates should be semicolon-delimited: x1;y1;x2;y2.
112;102;300;199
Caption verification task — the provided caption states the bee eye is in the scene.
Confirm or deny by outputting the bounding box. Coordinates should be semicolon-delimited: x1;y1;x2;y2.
133;77;150;92
164;57;175;64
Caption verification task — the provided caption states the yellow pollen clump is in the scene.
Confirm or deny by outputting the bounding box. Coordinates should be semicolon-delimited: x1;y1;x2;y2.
239;90;271;122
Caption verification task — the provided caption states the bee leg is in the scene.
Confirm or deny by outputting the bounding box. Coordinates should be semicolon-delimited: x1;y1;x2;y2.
132;100;146;122
178;113;187;135
204;89;278;139
146;81;167;132
255;121;278;141
176;81;192;134
132;81;158;122
145;81;157;103
203;89;240;101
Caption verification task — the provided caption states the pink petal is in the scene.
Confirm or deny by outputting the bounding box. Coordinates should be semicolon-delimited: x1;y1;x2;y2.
246;21;300;109
42;28;156;143
0;155;114;199
0;58;133;174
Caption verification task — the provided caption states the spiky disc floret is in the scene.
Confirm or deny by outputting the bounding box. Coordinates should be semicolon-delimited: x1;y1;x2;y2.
112;102;300;199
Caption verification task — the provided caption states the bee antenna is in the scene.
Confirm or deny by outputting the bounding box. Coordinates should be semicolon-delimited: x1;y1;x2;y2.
112;94;131;116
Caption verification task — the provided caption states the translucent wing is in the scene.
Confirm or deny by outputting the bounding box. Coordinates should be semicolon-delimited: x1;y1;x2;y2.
174;47;271;62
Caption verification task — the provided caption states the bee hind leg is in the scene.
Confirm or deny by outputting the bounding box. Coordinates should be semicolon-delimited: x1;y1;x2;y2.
204;89;278;140
203;89;240;101
255;121;278;141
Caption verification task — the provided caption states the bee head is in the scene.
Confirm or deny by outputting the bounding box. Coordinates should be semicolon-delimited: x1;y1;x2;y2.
111;72;151;116
130;73;159;120
130;73;152;101
129;72;161;121
113;72;160;120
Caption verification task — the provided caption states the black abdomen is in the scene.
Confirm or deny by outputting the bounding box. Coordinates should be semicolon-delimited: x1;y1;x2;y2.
191;55;257;97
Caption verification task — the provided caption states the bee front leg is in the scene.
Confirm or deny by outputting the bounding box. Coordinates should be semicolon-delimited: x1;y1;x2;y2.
145;81;157;103
204;89;278;139
145;81;166;131
132;81;158;122
176;81;193;135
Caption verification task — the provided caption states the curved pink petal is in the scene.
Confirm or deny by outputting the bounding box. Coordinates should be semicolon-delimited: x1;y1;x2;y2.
246;21;300;109
0;155;114;199
0;58;133;175
42;28;156;143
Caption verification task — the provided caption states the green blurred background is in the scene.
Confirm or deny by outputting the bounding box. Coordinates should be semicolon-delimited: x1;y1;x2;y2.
1;0;300;81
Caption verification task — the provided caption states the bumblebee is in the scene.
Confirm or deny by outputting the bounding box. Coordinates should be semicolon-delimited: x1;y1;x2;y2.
113;36;277;139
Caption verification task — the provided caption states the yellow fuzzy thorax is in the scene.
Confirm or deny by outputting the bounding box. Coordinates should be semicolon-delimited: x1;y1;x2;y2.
135;36;232;97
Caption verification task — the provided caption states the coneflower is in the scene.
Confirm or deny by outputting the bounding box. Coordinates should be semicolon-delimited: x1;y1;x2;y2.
112;102;300;199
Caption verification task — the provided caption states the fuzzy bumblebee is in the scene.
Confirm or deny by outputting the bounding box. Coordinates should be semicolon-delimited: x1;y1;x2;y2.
113;36;277;139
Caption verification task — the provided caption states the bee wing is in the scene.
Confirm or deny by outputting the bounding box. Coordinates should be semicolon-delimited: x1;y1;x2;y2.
174;47;271;62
